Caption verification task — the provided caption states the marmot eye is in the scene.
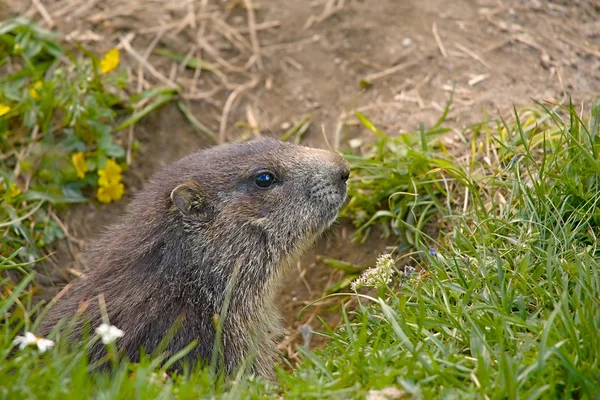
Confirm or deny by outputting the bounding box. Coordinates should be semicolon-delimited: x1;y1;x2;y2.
255;172;275;188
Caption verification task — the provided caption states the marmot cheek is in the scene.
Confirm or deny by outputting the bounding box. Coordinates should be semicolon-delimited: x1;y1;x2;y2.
258;206;270;218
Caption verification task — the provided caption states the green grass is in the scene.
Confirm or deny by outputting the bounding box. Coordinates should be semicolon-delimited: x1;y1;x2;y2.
2;98;598;399
306;100;600;398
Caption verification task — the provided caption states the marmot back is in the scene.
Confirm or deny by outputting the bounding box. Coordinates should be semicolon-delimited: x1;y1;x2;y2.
40;137;349;378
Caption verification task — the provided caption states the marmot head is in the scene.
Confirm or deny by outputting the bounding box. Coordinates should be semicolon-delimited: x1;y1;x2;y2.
127;137;349;287
166;137;348;253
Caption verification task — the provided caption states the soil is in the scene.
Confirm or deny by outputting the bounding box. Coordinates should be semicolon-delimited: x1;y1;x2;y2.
6;0;600;363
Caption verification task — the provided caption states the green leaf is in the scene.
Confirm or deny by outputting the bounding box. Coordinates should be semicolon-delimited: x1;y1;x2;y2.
23;190;86;205
355;110;387;138
104;143;125;158
0;273;35;317
116;92;175;131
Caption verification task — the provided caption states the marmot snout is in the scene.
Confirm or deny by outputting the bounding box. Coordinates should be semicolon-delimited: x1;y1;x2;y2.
40;137;349;379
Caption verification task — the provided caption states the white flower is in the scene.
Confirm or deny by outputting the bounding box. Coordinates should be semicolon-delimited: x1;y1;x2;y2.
13;332;37;349
13;332;55;353
366;387;404;400
351;253;396;291
36;338;55;352
95;323;124;344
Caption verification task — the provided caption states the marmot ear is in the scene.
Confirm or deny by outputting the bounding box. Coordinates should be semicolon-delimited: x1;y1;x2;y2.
170;180;205;216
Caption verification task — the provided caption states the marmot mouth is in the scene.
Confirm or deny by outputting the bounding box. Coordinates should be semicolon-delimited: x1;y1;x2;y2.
318;192;347;230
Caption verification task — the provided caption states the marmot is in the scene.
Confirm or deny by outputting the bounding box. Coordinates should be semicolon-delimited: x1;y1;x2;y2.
40;137;349;379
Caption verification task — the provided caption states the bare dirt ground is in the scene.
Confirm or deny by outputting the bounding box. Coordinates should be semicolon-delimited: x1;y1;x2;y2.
7;0;600;363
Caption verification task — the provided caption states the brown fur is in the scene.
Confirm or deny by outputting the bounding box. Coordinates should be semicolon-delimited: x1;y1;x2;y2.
39;137;349;378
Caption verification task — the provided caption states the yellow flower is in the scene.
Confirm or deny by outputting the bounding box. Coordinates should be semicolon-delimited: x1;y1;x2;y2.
97;159;123;187
96;182;125;204
0;104;10;116
96;159;125;203
99;49;120;74
72;152;89;179
29;81;43;100
7;183;21;198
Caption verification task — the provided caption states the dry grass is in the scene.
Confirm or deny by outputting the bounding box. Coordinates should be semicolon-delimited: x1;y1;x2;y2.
11;0;288;143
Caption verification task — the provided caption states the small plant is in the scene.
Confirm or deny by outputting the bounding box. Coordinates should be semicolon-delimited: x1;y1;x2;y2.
0;18;165;265
0;18;129;198
341;102;453;249
350;253;395;291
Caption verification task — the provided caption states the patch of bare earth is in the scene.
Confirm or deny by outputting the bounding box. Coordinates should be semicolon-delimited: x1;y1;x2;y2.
9;0;600;364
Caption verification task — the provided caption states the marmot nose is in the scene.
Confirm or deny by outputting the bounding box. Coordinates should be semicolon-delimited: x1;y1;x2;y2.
324;150;350;184
335;157;350;183
341;169;349;182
